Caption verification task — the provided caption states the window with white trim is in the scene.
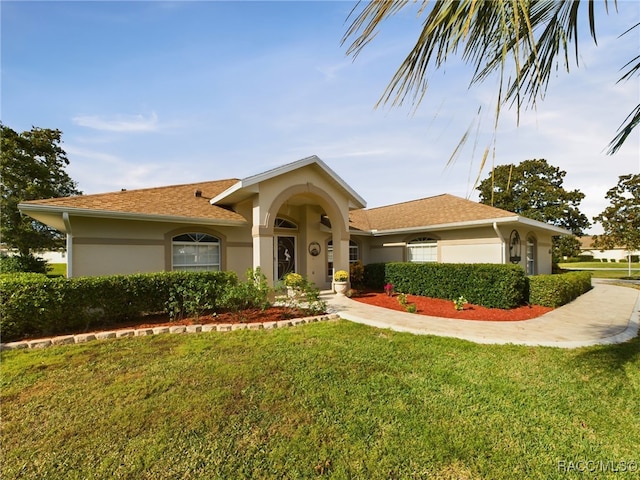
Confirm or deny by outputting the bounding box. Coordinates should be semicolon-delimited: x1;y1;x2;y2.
172;233;220;271
327;240;359;277
407;237;437;263
526;235;536;275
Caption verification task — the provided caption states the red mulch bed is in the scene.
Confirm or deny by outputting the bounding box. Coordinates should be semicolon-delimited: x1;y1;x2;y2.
111;307;309;330
18;307;317;341
351;292;553;321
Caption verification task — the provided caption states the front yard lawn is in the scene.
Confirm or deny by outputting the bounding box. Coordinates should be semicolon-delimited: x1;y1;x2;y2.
2;321;638;479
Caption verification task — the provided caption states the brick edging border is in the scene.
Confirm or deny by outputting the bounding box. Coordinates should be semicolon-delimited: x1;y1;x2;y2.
0;314;341;352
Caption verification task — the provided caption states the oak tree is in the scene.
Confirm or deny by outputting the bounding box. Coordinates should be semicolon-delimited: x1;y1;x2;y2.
476;159;590;235
1;124;81;260
593;174;640;275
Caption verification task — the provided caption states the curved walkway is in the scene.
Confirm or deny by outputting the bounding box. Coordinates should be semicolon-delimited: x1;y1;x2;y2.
324;281;640;348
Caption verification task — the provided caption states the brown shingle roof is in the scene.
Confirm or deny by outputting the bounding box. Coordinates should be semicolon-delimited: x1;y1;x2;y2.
21;179;247;223
349;194;515;232
579;236;596;249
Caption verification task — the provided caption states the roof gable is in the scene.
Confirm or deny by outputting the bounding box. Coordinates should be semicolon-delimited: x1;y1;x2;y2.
210;155;366;209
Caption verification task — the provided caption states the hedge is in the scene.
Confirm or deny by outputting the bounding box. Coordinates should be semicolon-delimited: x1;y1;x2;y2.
528;271;592;307
365;262;528;309
0;271;244;342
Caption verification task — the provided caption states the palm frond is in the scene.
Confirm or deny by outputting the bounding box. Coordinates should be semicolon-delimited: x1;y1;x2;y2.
343;0;637;155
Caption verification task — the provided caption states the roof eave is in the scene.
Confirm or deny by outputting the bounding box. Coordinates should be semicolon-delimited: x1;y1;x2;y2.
18;203;247;227
368;216;570;236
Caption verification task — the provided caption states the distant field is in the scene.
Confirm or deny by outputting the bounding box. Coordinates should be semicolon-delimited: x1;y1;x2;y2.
559;262;640;279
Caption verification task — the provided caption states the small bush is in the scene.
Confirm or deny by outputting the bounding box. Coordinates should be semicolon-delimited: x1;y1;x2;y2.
349;261;364;287
278;274;327;317
221;268;271;319
0;254;49;274
528;271;592;307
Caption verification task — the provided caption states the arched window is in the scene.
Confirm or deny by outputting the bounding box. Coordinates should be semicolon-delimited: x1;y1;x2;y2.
172;233;220;271
407;237;437;263
274;217;297;229
327;240;360;277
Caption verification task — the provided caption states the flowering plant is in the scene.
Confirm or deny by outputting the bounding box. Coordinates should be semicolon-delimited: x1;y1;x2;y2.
384;283;394;296
283;272;304;288
333;270;349;282
453;295;467;311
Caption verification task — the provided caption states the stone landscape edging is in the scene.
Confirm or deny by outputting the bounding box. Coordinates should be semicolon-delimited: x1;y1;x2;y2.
0;314;340;352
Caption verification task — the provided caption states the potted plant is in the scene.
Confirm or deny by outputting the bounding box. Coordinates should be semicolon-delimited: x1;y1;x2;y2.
283;272;304;297
333;270;349;295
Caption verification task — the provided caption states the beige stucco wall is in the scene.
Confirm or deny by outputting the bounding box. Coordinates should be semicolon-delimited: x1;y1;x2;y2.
68;216;253;278
361;225;557;275
74;244;165;276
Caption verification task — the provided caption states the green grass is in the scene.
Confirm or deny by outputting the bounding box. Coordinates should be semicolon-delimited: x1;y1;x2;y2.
47;262;67;277
2;321;639;479
559;262;640;279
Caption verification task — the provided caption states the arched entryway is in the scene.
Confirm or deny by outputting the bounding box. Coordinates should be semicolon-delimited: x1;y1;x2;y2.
251;183;351;288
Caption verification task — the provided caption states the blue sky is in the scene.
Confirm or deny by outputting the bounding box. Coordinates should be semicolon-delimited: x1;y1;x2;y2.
2;0;639;234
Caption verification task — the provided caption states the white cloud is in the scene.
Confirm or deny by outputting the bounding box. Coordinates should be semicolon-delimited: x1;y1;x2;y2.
72;112;159;132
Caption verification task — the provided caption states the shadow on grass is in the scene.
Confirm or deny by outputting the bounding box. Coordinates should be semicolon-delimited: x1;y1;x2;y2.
573;335;640;371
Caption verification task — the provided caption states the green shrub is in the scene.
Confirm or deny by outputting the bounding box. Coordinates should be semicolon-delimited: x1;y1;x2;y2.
0;270;251;342
528;271;592;307
165;271;238;319
220;268;271;318
383;262;527;309
278;274;327;317
0;254;49;274
363;263;386;289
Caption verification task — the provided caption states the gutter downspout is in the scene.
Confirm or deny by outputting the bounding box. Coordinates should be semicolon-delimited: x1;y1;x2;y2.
493;222;506;264
62;213;73;278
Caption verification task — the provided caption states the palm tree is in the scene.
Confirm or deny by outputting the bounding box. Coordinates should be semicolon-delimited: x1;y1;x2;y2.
343;0;639;155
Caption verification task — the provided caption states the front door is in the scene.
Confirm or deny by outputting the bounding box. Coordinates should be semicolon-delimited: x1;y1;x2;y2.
276;236;296;281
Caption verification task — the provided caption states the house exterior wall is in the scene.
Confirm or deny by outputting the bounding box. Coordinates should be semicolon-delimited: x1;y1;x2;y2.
360;226;556;275
65;165;353;286
582;248;640;262
68;216;254;278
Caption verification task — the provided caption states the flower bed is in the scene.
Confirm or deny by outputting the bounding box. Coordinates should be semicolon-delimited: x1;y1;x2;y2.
352;292;553;321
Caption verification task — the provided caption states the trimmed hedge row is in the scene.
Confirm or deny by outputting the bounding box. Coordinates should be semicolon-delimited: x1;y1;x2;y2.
363;262;592;309
0;271;247;342
365;262;527;309
528;271;592;307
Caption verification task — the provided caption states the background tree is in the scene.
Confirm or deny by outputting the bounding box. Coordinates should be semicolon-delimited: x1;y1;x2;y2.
1;124;81;263
593;174;640;276
344;0;638;154
476;159;590;234
476;159;589;265
552;235;583;263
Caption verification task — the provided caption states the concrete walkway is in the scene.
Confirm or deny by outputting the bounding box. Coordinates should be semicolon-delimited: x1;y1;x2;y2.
323;281;640;348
